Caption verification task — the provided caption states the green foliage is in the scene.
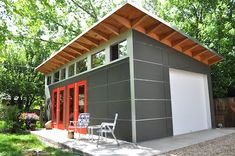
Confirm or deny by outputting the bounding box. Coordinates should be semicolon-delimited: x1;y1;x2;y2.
0;133;77;156
0;105;24;133
144;0;235;98
0;0;125;112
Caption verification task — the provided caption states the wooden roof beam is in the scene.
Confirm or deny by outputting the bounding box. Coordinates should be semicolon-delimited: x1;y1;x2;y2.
208;56;221;65
146;23;163;34
50;59;63;66
202;53;215;61
39;66;51;73
82;36;100;46
102;22;120;35
59;53;73;60
159;30;177;41
56;54;70;62
112;13;131;28
172;38;189;47
47;61;60;68
51;57;66;64
132;15;149;28
64;50;80;57
183;44;199;54
44;63;58;71
74;41;91;51
192;49;208;57
91;29;109;41
62;51;76;59
67;46;83;55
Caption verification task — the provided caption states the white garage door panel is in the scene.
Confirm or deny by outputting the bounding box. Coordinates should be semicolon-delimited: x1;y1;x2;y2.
169;69;211;136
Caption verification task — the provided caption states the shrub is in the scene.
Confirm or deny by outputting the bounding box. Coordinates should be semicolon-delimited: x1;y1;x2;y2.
0;105;24;133
19;113;39;130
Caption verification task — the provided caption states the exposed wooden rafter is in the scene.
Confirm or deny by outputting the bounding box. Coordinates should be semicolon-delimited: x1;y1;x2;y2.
47;61;60;68
40;66;51;73
112;13;131;28
172;38;189;47
102;22;120;35
59;53;73;61
35;3;222;74
183;44;199;53
192;49;208;57
65;50;79;58
82;36;99;46
67;46;83;55
50;59;63;66
56;54;70;62
208;56;221;64
91;29;109;41
74;41;91;51
146;23;163;34
62;51;76;59
202;53;216;61
132;15;148;28
51;57;66;64
160;31;177;41
43;64;57;72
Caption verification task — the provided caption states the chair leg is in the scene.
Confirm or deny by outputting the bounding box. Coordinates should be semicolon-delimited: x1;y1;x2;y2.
111;131;119;146
105;132;107;141
97;131;101;147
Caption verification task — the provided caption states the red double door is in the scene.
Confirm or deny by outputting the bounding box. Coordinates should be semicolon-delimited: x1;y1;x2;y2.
51;80;87;132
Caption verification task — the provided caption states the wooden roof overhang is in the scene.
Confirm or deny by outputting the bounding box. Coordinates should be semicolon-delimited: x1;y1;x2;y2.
36;3;222;74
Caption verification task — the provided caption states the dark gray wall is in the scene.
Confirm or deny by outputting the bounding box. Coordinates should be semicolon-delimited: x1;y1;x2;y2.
132;30;215;142
48;58;132;141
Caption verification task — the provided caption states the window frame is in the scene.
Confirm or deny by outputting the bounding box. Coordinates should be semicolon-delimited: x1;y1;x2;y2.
91;49;106;69
53;71;60;83
68;63;75;77
110;39;127;61
76;57;88;74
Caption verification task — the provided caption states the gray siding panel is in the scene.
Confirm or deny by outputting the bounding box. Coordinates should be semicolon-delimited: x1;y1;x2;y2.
133;30;214;142
87;86;108;103
134;43;163;64
107;100;131;120
134;60;163;81
136;119;168;141
49;58;132;142
135;100;171;119
108;81;130;101
135;80;166;99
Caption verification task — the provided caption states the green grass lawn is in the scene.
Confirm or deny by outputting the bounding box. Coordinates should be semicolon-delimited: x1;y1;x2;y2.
0;133;78;156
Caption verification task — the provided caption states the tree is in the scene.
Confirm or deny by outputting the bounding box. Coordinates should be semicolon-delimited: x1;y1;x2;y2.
144;0;235;98
0;0;125;110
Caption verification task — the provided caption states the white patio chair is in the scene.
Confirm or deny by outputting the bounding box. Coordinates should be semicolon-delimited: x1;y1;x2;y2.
97;113;119;147
69;113;90;140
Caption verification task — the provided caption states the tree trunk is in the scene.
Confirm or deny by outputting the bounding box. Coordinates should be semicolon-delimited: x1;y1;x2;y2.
17;95;23;109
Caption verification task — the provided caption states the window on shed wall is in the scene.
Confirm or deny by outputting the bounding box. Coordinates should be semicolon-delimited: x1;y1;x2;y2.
47;76;51;85
53;71;59;82
60;68;66;80
68;64;75;77
110;40;127;61
76;58;87;74
91;50;105;68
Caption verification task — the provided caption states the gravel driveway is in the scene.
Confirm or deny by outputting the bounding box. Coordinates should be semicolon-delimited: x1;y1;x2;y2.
158;133;235;156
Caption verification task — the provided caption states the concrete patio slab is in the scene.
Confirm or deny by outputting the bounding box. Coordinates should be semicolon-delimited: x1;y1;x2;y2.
139;128;235;154
31;128;235;155
31;129;159;156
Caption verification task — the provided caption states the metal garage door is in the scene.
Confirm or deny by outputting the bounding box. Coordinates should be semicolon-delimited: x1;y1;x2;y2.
169;68;212;135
